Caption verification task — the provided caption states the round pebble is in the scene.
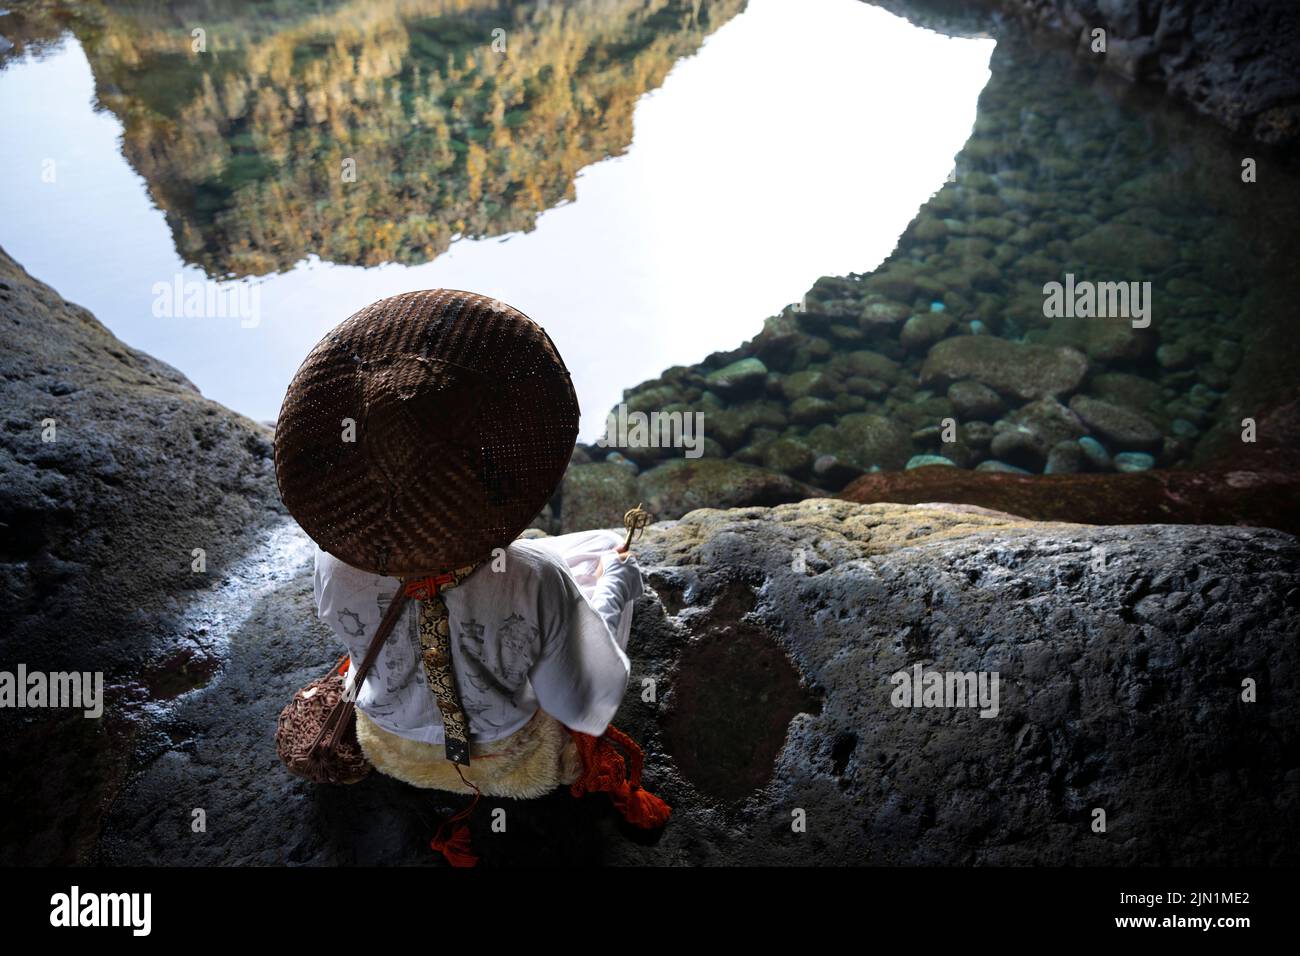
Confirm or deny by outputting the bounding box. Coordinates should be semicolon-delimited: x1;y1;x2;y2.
1114;451;1156;473
906;454;956;470
975;460;1030;474
605;451;639;475
1045;439;1084;475
1078;436;1112;470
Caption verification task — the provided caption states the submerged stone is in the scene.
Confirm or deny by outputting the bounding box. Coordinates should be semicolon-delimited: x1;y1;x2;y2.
1069;395;1163;449
975;460;1031;474
1045;439;1085;474
921;335;1089;400
1114;451;1156;473
704;357;768;398
948;380;1004;420
906;454;956;470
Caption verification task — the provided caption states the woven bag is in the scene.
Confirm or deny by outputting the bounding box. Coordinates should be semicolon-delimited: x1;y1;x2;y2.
276;589;411;784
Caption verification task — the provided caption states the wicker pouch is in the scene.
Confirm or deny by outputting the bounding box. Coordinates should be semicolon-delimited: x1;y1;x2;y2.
276;588;410;784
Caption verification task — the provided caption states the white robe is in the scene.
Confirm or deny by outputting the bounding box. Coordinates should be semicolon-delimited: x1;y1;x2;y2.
312;529;643;744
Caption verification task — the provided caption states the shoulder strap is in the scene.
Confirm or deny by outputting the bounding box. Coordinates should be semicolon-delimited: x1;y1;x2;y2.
350;589;412;691
309;589;411;761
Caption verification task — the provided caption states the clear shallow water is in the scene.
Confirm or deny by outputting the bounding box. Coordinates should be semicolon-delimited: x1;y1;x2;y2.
603;30;1300;485
0;0;994;441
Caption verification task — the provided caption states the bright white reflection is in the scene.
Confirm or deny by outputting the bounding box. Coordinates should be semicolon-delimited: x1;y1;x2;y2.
0;0;993;440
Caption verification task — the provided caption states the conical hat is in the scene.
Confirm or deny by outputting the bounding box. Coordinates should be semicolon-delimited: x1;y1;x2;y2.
273;290;578;576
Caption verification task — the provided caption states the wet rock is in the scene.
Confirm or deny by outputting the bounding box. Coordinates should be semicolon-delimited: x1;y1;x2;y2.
605;451;639;474
989;428;1046;470
966;217;1015;240
1156;341;1197;370
779;367;832;402
1037;315;1152;362
1199;366;1231;391
89;497;1300;865
704;357;768;399
828;349;900;385
806;454;863;490
789;396;838;426
807;413;912;472
1114;451;1156;472
796;336;833;366
857;295;909;329
1212;340;1243;372
970;0;1300;146
622;383;687;416
827;323;866;344
1044;439;1084;474
0;245;284;864
1005;396;1087;449
947;380;1004;421
762;437;816;480
1071;222;1178;271
840;375;889;399
905;454;956;469
840;459;1300;536
1069;395;1163;449
909;215;948;242
921;336;1089;401
752;313;806;371
1089;372;1164;418
900;312;954;352
960;420;995;449
1078;436;1112;470
862;266;922;303
975;460;1031;474
1188;383;1222;410
700;400;786;452
559;461;641;533
637;458;812;520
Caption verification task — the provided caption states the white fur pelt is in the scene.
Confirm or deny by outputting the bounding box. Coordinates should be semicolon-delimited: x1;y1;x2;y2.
356;708;583;799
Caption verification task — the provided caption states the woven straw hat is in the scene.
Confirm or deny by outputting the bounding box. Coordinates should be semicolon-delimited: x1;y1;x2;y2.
273;290;579;576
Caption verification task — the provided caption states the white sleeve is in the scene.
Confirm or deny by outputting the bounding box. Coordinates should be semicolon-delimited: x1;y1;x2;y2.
529;557;637;736
590;552;643;653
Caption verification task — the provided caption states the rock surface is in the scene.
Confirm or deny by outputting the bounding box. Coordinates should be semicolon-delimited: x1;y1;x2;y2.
921;336;1089;401
591;22;1300;486
0;246;285;864
868;0;1300;146
841;453;1300;538
93;499;1299;866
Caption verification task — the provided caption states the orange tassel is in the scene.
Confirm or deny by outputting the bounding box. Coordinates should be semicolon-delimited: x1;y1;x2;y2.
568;725;672;828
430;822;479;868
614;784;673;829
430;764;482;867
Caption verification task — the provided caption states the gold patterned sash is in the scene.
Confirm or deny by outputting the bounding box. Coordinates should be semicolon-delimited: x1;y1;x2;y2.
402;563;482;766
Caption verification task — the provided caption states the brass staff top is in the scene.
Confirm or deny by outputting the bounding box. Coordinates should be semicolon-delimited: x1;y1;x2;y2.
622;503;652;551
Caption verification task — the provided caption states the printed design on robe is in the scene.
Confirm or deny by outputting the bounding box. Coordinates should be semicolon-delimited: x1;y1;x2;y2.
457;618;508;730
337;608;365;638
456;612;542;730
